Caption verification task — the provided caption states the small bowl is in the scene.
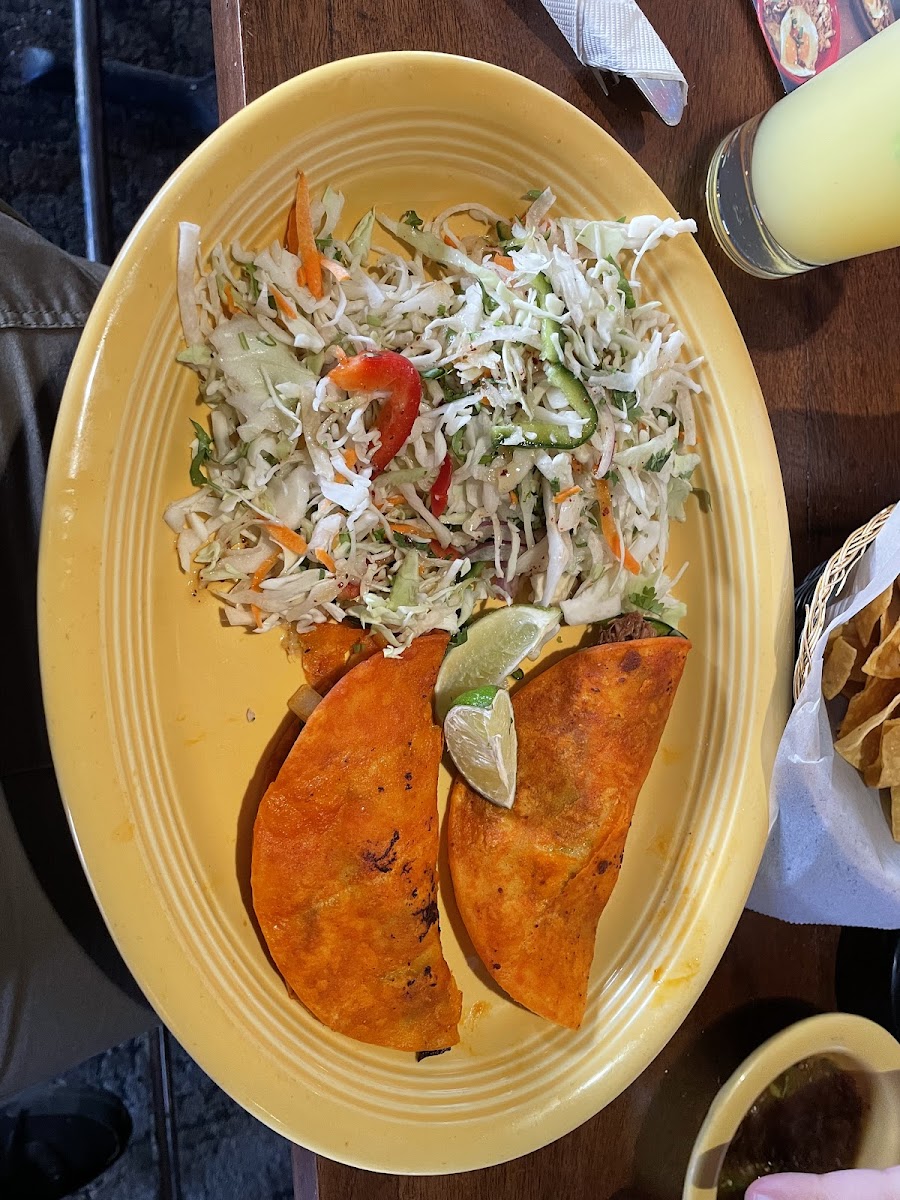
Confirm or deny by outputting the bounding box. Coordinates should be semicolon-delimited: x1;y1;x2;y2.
683;1012;900;1198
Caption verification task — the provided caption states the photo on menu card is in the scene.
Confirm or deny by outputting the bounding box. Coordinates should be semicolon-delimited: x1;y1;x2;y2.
753;0;896;88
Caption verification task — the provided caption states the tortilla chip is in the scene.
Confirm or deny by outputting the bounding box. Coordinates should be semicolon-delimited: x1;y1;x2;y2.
839;675;900;740
863;721;900;790
845;627;878;682
297;623;382;693
881;584;900;644
448;636;690;1030
841;679;865;700
853;585;893;648
834;692;900;770
252;632;462;1052
822;636;858;700
891;786;900;843
863;616;900;679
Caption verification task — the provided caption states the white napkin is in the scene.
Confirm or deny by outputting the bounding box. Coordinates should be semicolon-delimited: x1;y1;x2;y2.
749;504;900;927
540;0;687;91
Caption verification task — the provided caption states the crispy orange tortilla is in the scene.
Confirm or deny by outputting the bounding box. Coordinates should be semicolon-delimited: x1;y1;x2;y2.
448;637;690;1029
252;632;461;1051
297;623;383;693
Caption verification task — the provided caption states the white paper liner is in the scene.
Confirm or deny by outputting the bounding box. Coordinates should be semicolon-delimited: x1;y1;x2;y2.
749;505;900;926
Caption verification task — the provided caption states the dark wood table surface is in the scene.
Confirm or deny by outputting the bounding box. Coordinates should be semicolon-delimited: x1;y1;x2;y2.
210;2;900;1195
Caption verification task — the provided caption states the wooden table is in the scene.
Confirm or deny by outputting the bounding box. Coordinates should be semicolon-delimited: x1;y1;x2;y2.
210;2;900;1195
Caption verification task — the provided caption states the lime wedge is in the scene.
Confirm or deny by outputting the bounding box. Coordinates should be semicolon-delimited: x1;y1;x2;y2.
445;687;517;809
434;605;561;723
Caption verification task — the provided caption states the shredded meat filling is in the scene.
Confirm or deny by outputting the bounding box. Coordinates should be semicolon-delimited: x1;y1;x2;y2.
594;613;658;645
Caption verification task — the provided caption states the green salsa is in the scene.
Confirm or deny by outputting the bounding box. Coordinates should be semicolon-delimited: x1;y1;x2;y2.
717;1055;870;1198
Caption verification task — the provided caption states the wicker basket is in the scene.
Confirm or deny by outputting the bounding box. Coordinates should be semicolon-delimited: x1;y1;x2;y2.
794;504;896;701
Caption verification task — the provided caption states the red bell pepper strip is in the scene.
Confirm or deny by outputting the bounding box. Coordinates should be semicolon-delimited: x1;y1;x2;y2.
327;351;422;476
429;454;453;518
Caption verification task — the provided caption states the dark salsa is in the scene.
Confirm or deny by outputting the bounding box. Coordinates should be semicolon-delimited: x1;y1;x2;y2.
717;1055;871;1198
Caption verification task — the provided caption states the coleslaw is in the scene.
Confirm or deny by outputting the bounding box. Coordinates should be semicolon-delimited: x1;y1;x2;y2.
165;183;705;652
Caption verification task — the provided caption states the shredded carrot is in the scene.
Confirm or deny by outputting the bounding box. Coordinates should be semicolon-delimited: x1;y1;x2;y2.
553;485;580;504
429;540;458;560
296;265;307;288
221;281;237;317
480;397;491;408
390;522;430;539
250;551;281;592
271;288;297;322
314;548;336;573
294;172;323;300
334;445;359;484
383;493;406;507
442;234;456;247
493;253;514;270
595;479;640;575
508;492;518;507
266;523;308;556
250;603;263;629
320;254;351;282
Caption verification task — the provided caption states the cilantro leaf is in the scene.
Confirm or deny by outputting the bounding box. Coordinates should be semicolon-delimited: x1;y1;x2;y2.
479;281;498;314
189;419;214;488
606;255;635;309
610;389;639;417
629;585;664;616
644;448;672;473
692;487;713;514
400;209;424;229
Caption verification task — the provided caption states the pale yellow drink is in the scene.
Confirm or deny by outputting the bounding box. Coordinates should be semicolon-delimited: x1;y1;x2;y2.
750;20;900;266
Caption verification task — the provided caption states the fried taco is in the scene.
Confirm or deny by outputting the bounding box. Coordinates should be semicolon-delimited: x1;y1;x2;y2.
252;631;462;1052
447;618;690;1029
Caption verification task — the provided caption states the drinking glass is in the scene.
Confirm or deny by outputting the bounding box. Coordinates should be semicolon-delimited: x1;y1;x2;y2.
706;21;900;279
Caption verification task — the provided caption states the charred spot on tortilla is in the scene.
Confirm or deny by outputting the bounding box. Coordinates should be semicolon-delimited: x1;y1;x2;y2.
448;635;690;1030
362;830;400;874
413;895;440;941
620;648;641;673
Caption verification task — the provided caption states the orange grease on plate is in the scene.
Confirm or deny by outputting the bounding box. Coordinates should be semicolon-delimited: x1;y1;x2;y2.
464;1000;492;1032
648;833;671;859
651;956;701;997
112;819;134;844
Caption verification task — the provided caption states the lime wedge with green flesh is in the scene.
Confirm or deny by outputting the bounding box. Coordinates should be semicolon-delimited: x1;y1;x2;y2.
434;604;561;723
444;686;517;809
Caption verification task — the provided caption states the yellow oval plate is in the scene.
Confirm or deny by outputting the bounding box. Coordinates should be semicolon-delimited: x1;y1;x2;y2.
39;52;792;1173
